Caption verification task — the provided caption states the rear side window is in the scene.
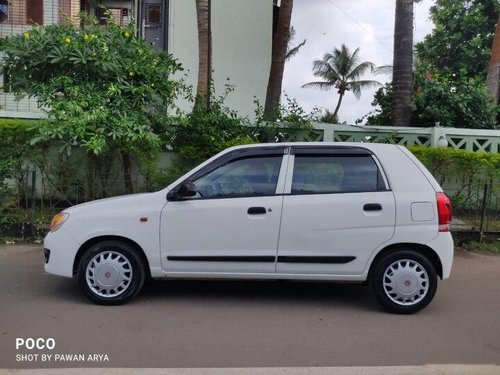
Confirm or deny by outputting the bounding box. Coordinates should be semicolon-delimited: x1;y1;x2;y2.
291;155;386;194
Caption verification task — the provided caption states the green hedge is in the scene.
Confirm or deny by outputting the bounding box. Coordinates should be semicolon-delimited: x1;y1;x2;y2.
0;118;41;138
0;119;41;177
0;119;41;179
408;146;500;208
408;146;500;182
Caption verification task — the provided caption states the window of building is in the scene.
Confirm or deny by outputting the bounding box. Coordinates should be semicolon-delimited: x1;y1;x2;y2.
145;4;161;25
0;0;8;23
26;0;43;24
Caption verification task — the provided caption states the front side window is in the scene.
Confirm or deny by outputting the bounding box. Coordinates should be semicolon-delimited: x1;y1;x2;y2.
291;155;384;194
192;156;283;199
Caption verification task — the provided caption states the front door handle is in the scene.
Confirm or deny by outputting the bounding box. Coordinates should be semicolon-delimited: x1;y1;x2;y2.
364;203;382;211
248;207;267;215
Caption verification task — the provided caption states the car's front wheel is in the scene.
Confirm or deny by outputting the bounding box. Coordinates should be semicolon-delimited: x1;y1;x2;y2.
77;240;146;305
370;250;437;314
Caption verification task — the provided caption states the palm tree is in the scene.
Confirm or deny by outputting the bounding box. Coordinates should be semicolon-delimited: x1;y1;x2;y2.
264;0;294;120
286;26;306;61
195;0;211;108
302;44;381;119
392;0;417;127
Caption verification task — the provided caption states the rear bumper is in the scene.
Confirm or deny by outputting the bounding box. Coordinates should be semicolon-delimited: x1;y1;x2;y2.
43;228;81;278
426;232;454;279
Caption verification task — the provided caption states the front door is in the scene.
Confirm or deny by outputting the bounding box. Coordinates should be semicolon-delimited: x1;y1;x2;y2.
160;148;288;274
141;0;167;50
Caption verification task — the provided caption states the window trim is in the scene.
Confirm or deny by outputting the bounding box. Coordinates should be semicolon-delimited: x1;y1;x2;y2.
290;145;374;156
171;147;287;201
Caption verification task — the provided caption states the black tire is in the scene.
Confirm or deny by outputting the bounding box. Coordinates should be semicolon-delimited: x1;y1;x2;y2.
77;240;146;305
370;250;437;314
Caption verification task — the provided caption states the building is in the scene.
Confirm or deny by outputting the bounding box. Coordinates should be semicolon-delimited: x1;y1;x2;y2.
0;0;272;119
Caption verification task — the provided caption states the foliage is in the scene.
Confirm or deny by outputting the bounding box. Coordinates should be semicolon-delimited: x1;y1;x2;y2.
416;0;500;79
0;120;42;238
0;119;39;196
286;26;306;61
302;44;380;118
364;0;500;127
317;109;338;124
0;15;183;192
164;85;255;183
408;146;500;207
357;83;392;126
461;240;500;254
362;71;499;128
253;94;315;142
412;71;498;128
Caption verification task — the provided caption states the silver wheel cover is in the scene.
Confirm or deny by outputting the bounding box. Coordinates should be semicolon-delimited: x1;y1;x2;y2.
85;250;133;298
383;259;429;306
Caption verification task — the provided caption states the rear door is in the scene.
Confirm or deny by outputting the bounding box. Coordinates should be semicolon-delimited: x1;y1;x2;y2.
277;146;395;276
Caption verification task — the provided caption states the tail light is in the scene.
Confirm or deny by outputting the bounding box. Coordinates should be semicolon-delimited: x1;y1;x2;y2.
436;192;452;232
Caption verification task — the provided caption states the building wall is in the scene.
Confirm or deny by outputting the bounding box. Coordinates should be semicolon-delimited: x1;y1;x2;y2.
169;0;272;119
0;0;61;118
0;0;273;120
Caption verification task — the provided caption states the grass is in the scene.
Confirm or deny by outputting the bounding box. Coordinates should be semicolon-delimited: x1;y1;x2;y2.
461;240;500;254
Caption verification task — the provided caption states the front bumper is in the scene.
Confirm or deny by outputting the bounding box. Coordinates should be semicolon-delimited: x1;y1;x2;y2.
44;228;81;278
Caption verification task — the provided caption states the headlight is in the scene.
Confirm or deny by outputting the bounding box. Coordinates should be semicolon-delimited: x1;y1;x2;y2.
50;213;69;232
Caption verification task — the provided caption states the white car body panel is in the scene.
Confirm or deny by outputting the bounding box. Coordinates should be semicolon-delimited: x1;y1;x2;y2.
43;142;453;285
160;195;283;273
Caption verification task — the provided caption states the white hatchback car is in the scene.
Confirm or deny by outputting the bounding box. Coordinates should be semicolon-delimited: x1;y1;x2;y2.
44;143;453;313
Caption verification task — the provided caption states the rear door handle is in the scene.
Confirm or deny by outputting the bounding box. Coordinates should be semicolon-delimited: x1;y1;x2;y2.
364;203;382;211
248;207;267;215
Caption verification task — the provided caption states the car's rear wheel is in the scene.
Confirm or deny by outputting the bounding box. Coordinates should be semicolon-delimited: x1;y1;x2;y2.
370;250;437;314
77;240;146;305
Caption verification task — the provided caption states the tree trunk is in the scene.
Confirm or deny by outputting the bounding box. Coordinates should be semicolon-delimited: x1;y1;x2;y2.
264;0;293;120
195;0;211;109
487;15;500;104
392;0;414;127
122;151;134;195
332;92;344;120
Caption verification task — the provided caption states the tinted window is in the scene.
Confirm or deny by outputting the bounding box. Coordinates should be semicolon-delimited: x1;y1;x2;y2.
291;155;383;194
193;156;282;198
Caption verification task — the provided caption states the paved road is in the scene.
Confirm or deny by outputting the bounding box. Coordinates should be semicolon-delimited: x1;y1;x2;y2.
1;244;499;369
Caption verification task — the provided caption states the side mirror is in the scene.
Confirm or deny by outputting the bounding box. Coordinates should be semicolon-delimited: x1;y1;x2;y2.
167;181;197;201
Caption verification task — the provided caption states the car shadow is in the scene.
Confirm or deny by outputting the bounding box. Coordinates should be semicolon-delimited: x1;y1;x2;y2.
139;278;379;312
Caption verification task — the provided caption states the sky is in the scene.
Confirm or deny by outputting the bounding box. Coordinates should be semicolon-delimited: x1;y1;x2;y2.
282;0;435;124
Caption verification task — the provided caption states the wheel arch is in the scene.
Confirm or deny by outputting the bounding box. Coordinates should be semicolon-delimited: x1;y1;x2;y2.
73;235;151;278
368;243;443;279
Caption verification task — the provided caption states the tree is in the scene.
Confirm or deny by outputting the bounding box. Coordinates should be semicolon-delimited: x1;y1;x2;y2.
0;17;182;194
363;72;498;129
392;0;417;127
487;15;500;103
302;44;381;120
286;26;306;61
264;0;294;120
195;0;211;108
365;0;500;129
416;0;500;79
412;71;498;129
